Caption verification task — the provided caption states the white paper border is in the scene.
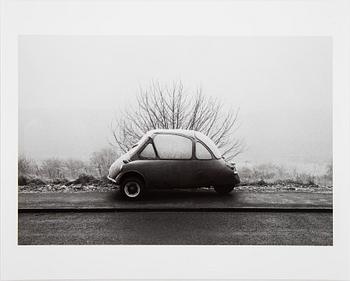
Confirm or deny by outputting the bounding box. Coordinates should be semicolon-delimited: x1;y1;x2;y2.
1;0;350;280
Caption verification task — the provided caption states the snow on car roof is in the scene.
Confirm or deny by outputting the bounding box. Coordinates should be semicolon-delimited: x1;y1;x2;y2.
146;129;196;138
145;129;222;158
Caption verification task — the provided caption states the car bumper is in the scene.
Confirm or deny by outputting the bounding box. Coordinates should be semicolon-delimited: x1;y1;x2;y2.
107;173;123;186
107;175;117;183
234;174;240;184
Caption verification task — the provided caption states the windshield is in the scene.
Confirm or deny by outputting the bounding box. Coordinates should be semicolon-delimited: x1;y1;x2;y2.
126;134;150;157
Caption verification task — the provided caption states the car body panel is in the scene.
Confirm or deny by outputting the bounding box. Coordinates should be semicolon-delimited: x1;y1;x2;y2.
193;158;234;187
117;160;197;188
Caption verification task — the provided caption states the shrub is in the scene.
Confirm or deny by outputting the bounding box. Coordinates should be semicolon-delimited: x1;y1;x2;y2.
90;148;118;178
63;159;92;179
40;158;65;179
27;178;46;186
51;178;69;185
18;175;28;186
18;176;47;186
18;155;40;176
237;162;333;187
67;174;101;186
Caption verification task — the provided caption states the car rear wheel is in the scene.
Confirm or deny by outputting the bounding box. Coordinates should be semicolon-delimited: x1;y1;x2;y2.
214;185;234;195
120;177;145;200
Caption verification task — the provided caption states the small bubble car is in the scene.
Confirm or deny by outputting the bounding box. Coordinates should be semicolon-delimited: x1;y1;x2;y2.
108;129;240;199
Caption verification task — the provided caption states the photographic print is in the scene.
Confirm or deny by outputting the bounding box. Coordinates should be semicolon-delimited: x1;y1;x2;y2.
18;36;332;245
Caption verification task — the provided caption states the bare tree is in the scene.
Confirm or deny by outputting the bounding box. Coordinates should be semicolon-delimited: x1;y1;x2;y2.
18;155;33;175
40;158;65;179
111;81;243;160
18;155;40;176
90;148;118;177
63;159;91;179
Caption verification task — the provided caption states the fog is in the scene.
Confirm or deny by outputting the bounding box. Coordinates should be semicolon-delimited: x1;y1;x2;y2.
19;36;332;169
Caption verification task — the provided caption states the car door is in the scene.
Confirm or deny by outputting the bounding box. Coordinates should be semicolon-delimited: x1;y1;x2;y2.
194;140;232;187
145;133;196;189
193;140;216;187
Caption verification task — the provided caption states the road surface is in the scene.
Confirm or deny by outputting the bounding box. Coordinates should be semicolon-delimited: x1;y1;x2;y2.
18;211;332;245
18;190;333;245
18;190;333;210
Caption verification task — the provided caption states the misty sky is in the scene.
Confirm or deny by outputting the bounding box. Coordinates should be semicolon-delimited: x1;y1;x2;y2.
19;36;332;167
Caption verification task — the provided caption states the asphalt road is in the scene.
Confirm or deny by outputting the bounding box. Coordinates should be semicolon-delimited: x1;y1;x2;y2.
18;211;332;245
18;190;333;210
18;190;333;245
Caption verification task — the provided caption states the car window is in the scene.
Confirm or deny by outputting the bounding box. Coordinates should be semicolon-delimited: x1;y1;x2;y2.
195;142;212;159
153;134;192;159
139;143;156;159
195;132;222;158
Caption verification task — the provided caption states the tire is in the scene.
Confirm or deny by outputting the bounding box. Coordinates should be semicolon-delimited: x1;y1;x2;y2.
214;185;234;195
120;176;145;200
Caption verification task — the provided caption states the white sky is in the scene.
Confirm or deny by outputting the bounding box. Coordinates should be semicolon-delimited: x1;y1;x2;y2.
19;36;332;166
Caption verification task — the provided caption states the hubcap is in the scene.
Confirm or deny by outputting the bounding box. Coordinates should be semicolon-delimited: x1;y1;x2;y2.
124;181;141;198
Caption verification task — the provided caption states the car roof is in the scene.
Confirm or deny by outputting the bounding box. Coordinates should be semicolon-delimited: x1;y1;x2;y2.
146;129;196;139
142;129;222;158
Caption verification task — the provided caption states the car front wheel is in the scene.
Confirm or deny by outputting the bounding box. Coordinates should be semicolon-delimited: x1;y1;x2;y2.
120;177;145;200
214;185;234;195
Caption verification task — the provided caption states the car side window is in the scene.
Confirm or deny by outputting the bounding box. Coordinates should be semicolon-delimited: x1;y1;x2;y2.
195;141;212;160
195;132;222;158
153;134;192;159
139;143;156;159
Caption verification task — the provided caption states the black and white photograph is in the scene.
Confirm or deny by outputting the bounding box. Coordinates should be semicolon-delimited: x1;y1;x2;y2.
18;36;333;245
2;0;350;280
